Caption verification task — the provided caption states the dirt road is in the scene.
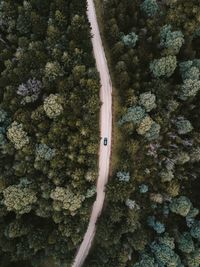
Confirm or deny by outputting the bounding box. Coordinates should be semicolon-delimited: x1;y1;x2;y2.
72;0;112;266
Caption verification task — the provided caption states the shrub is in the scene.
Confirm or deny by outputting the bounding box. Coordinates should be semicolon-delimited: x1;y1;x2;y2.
150;56;177;78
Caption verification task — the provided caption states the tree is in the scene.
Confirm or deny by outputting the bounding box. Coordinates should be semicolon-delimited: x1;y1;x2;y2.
140;0;159;17
147;216;165;234
190;221;200;240
35;144;56;161
17;78;42;104
121;32;138;48
43;94;63;119
144;121;160;141
160;25;184;55
133;253;157;267
175;118;193;135
150;56;177;78
119;106;146;125
7;121;29;149
150;240;181;266
177;232;195;254
3;184;37;215
137;116;153;135
190;147;200;162
139;92;156;112
50;187;85;215
44;61;63;81
169;196;192;217
186;249;200;267
179;79;200;100
116;171;130;182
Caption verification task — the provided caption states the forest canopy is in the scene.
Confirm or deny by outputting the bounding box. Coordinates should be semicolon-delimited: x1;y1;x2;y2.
85;0;200;266
0;0;100;266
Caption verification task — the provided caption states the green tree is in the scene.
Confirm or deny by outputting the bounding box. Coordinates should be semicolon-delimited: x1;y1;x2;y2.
150;56;177;78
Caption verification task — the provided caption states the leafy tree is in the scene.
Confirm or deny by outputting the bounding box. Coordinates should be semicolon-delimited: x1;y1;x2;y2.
121;32;138;48
133;253;157;267
44;62;63;81
139;92;156;112
35;144;56;161
160;25;184;54
3;184;37;215
175;118;193;135
169;196;192;217
150;56;177;78
186;249;200;267
119;106;146;125
177;232;195;254
190;221;200;240
17;78;42;104
50;187;85;215
140;0;159;17
137;115;153;135
7;121;29;150
144;121;160;140
43;94;63;119
147;216;165;234
179;79;200;100
116;172;130;182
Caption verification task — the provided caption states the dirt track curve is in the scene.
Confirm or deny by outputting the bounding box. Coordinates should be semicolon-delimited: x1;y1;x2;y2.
72;0;112;266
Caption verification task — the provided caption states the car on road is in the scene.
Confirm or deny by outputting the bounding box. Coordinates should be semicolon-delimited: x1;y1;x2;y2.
103;137;108;146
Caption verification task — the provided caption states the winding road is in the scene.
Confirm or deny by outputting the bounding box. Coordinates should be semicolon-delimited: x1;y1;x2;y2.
72;0;112;266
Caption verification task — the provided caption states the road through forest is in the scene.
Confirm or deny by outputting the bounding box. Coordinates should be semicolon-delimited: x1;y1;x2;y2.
72;0;112;266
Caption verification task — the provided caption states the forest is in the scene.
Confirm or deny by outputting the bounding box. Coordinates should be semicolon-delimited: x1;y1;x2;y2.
85;0;200;266
0;0;100;266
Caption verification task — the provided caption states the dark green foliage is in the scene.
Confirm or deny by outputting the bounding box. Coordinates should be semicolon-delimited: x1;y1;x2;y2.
0;0;100;265
86;0;200;266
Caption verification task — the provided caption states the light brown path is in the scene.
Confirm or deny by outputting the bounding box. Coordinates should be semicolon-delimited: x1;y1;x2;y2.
72;0;112;266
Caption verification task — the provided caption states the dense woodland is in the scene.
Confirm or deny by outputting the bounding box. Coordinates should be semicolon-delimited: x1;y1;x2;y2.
86;0;200;266
0;0;100;266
